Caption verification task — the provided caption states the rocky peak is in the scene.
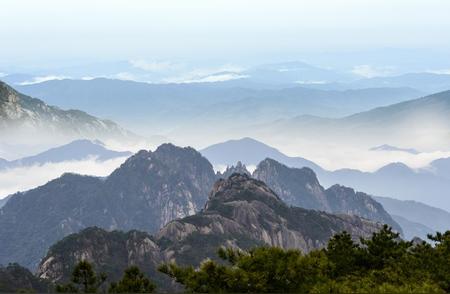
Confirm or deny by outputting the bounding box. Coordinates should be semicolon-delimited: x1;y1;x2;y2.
253;158;330;211
0;143;217;270
0;81;17;103
325;184;402;234
217;161;251;179
38;175;382;289
205;173;282;211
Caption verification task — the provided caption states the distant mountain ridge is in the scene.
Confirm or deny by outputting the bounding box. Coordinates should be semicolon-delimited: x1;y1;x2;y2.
0;139;131;170
255;89;450;151
16;78;421;138
370;144;419;154
0;143;401;271
0;80;137;144
201;137;450;237
201;137;323;172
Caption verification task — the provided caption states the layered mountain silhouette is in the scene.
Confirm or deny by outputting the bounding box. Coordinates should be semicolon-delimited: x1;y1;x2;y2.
37;174;381;288
0;139;131;170
0;143;398;271
201;137;322;172
374;196;450;234
251;159;400;232
370;144;419;154
0;144;216;269
16;78;420;137
255;90;450;150
202;137;450;235
0;80;136;145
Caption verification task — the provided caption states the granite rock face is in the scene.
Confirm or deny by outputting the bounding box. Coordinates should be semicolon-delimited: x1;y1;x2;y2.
0;144;216;269
38;174;381;288
253;159;401;233
216;161;251;179
0;80;134;142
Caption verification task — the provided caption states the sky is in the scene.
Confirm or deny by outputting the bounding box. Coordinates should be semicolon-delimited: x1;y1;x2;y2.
2;0;450;73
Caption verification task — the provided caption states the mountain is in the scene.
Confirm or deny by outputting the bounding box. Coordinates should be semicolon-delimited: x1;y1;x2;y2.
370;144;419;154
202;137;450;210
16;78;420;139
201;137;323;172
0;144;216;269
37;228;169;287
0;263;51;293
38;174;381;287
251;90;450;151
0;80;136;145
0;195;11;208
374;196;450;234
322;162;450;211
217;161;251;179
428;157;450;179
0;139;131;169
253;159;401;233
390;215;435;241
350;73;450;93
241;61;355;85
253;158;329;210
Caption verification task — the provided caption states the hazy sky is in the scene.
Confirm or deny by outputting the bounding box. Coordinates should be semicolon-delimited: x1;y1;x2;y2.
2;0;450;71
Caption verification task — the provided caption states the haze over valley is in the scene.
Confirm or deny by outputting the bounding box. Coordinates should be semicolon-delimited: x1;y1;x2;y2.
1;0;450;292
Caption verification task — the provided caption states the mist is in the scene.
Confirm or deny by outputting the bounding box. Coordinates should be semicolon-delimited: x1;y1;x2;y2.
0;156;128;198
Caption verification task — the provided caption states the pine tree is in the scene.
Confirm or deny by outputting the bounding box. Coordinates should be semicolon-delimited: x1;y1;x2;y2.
109;266;155;293
56;260;106;293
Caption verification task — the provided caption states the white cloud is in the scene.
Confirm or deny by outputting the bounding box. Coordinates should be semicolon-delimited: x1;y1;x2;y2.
81;76;97;80
0;156;127;198
114;72;138;81
129;60;180;72
19;75;70;85
426;69;450;75
351;65;395;78
164;64;247;83
181;73;248;83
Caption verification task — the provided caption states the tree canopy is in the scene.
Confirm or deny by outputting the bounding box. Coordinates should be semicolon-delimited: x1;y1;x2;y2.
159;225;450;293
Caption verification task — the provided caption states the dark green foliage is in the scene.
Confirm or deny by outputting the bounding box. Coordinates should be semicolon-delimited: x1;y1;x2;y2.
159;226;450;293
109;266;155;293
56;261;106;293
0;263;51;293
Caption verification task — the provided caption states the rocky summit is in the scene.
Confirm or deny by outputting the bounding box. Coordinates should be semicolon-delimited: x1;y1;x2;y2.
0;143;216;269
216;160;251;179
253;158;401;233
0;80;134;142
38;173;381;289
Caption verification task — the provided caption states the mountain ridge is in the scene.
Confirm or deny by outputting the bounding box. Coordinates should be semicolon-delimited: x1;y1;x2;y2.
37;174;382;288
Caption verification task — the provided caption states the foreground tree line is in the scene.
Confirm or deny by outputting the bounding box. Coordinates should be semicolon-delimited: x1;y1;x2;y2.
57;225;450;293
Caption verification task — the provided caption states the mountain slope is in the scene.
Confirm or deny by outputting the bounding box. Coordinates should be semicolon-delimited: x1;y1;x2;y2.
38;174;381;286
258;90;450;150
0;263;51;293
0;80;136;144
321;162;450;210
201;137;323;172
374;196;450;234
203;138;450;212
0;139;131;169
16;78;420;138
0;144;216;269
390;215;435;241
252;159;401;233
